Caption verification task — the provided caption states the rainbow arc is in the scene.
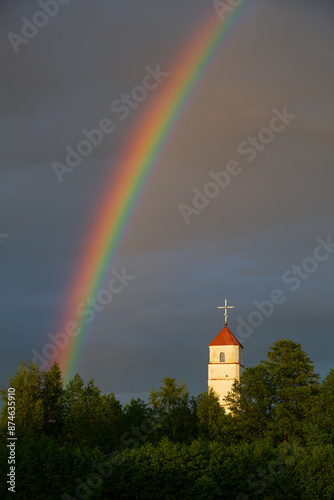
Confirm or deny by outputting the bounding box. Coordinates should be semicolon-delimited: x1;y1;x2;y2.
57;2;255;384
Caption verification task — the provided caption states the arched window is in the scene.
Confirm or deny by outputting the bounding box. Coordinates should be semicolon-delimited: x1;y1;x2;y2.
220;352;225;362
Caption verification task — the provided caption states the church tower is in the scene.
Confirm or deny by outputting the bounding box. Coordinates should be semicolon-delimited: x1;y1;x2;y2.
208;300;243;410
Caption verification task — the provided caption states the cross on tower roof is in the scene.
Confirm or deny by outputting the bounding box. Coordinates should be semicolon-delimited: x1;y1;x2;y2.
218;299;234;326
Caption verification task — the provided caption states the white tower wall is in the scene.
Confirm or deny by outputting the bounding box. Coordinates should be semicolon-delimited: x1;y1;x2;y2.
208;338;243;410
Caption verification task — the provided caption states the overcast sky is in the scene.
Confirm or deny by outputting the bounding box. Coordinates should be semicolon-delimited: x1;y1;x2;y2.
1;0;333;404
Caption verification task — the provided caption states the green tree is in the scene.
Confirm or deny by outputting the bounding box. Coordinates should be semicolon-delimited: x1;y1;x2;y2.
98;392;124;452
225;364;274;441
123;398;151;431
41;362;64;437
0;359;44;438
122;398;154;448
148;375;191;441
196;388;226;441
63;374;97;445
304;369;334;446
263;339;319;443
225;339;319;444
63;374;123;452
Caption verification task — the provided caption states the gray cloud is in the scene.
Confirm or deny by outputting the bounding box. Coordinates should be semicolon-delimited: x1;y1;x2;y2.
0;0;333;402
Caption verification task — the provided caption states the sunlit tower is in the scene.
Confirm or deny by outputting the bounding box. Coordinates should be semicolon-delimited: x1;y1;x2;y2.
208;299;244;411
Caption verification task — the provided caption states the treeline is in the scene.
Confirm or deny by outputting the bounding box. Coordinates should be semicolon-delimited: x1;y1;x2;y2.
0;339;333;499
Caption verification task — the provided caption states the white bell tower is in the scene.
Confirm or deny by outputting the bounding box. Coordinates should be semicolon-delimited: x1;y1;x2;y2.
208;299;243;410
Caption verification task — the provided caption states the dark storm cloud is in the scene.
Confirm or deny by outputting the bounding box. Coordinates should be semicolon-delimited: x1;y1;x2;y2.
0;0;333;402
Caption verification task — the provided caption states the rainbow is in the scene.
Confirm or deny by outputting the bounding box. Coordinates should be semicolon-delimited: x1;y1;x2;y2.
56;1;254;383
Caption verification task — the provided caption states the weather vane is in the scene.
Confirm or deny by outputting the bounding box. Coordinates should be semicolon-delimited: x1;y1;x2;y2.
218;299;234;326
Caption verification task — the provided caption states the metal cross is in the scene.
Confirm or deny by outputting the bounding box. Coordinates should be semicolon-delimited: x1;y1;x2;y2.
218;299;234;325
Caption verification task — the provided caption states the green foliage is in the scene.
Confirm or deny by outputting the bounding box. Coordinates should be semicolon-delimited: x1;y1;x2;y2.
263;339;319;443
225;339;321;445
63;375;123;452
1;433;106;500
148;375;192;442
0;359;44;439
41;362;64;436
225;364;274;441
196;388;226;440
304;369;334;446
0;340;332;499
123;397;152;434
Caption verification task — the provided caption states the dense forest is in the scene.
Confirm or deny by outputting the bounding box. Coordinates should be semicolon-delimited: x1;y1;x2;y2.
0;338;333;499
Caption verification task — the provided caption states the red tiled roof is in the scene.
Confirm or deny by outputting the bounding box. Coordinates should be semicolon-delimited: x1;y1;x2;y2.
209;326;243;348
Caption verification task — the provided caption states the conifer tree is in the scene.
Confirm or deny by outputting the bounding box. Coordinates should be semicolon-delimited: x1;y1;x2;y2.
196;388;226;440
263;338;319;443
41;362;64;436
304;369;334;445
148;375;190;441
225;364;273;440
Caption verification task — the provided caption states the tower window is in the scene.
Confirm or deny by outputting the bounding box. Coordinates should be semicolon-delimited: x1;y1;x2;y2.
220;352;225;362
